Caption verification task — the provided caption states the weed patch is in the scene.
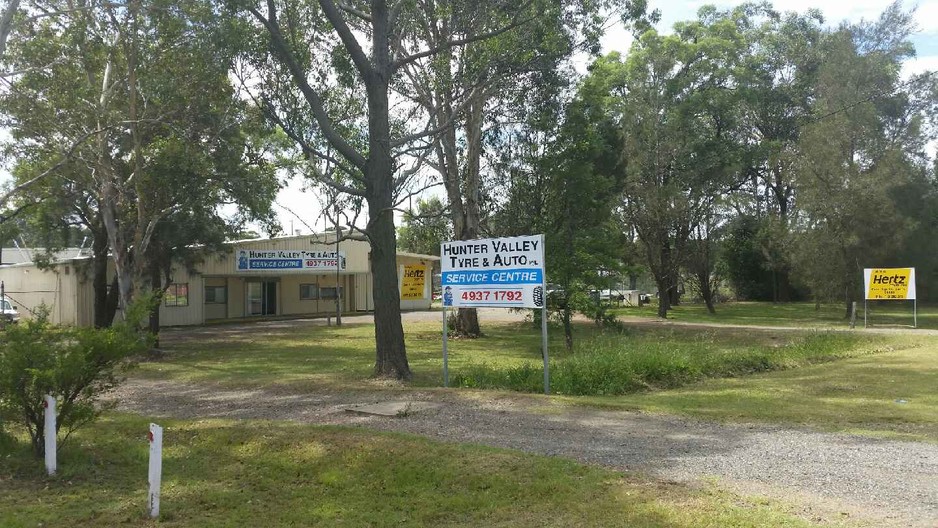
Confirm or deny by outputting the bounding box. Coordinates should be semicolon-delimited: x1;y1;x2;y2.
452;332;871;396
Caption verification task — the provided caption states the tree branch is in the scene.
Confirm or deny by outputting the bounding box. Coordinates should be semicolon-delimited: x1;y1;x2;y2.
317;0;373;78
250;1;368;170
391;4;535;72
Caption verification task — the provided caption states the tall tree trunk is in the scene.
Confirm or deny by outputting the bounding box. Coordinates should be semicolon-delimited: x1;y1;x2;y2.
562;305;573;351
366;27;411;379
92;230;111;328
452;94;487;337
656;242;673;318
369;204;411;379
656;277;671;318
148;257;162;347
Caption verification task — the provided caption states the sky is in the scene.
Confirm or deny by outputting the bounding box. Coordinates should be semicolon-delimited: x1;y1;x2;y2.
2;0;936;236
274;0;938;235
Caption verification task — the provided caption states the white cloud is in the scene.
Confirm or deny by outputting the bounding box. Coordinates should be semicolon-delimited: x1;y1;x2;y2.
902;54;938;77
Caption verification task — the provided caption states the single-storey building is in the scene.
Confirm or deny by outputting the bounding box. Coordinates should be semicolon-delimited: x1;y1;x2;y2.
0;234;438;327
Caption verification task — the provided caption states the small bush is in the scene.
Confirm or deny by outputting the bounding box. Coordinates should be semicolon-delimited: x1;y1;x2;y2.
0;314;150;457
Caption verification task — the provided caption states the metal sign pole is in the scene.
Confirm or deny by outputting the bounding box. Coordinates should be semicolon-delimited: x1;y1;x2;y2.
442;306;449;387
541;307;549;395
914;299;918;329
864;299;867;328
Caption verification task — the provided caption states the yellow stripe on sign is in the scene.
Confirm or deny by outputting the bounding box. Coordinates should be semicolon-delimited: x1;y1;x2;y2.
867;268;912;300
401;265;427;300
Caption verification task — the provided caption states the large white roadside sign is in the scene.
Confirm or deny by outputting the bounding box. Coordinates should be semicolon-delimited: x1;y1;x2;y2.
441;235;545;309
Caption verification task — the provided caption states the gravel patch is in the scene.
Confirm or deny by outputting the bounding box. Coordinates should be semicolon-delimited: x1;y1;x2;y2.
111;378;938;527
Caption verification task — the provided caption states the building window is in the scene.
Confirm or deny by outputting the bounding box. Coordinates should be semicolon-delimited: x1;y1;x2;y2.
205;285;227;304
320;286;342;300
300;284;319;300
164;283;189;307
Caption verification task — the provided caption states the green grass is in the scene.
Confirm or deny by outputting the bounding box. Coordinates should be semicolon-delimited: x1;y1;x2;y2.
0;414;825;528
136;318;936;441
142;321;873;395
451;331;874;396
610;301;938;329
565;337;938;442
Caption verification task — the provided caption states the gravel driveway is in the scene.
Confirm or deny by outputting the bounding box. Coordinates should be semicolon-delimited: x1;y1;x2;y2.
112;377;938;528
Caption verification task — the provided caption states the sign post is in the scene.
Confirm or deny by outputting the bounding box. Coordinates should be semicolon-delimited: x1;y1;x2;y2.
148;423;163;519
44;395;56;475
441;234;548;393
863;268;916;328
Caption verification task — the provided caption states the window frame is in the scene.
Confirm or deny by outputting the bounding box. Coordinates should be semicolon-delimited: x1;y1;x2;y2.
164;283;190;307
204;285;227;304
300;283;319;300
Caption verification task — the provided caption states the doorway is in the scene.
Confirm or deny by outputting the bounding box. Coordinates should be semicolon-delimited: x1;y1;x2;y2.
247;281;277;316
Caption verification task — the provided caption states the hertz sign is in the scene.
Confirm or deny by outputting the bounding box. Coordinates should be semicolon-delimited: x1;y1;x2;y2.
864;268;915;300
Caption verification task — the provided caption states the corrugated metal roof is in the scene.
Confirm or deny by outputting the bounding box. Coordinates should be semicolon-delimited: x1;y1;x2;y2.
0;248;87;265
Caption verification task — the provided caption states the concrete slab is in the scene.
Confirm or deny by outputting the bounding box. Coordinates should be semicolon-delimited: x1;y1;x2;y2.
346;401;442;417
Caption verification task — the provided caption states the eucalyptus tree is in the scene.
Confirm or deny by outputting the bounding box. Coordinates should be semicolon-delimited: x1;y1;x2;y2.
393;0;614;337
613;10;747;318
1;0;279;327
790;4;936;314
236;0;584;378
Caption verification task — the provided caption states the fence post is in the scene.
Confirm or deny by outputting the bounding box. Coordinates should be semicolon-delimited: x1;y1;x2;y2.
44;395;56;475
148;423;163;518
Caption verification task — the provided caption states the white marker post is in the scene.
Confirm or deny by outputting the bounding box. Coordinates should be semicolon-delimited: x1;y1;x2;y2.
43;395;56;475
148;423;163;519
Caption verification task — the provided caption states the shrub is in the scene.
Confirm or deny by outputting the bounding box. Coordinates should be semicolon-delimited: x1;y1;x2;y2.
0;314;150;457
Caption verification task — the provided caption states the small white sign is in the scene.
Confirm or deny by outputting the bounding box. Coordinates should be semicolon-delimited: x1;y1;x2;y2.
441;235;545;309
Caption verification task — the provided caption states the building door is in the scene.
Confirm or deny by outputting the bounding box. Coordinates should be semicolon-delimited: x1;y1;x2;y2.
247;281;277;316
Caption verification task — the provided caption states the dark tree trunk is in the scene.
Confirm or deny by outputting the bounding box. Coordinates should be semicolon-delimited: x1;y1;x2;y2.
369;205;411;379
455;309;481;337
148;259;161;347
656;278;671;318
92;232;111;328
104;275;119;325
452;95;485;338
562;305;573;351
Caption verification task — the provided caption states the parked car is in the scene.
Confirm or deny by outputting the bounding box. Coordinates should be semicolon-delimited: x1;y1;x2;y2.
1;297;20;324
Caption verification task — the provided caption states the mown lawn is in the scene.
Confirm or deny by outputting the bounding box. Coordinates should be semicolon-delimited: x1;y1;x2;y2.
0;414;823;528
610;301;937;329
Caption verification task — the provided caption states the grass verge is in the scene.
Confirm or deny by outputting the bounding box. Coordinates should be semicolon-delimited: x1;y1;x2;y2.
451;331;874;396
610;301;938;330
562;337;938;442
0;414;826;528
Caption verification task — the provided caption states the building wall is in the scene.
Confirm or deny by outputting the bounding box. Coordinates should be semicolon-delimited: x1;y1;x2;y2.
200;235;372;276
0;236;437;327
158;265;204;326
0;261;81;325
204;277;228;320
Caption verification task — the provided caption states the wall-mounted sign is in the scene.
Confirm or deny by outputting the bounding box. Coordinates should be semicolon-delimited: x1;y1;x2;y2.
864;268;915;300
401;264;427;300
236;250;346;272
441;235;545;309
